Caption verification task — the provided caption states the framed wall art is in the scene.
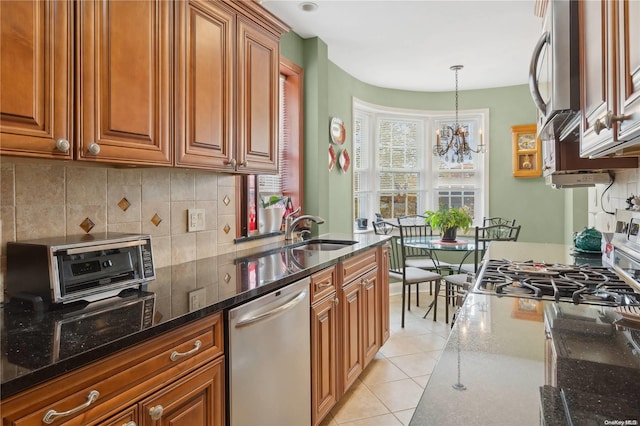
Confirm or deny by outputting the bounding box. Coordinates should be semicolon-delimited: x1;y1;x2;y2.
512;124;542;178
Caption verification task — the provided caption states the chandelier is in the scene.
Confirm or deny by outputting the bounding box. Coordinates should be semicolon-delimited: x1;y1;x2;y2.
433;65;486;162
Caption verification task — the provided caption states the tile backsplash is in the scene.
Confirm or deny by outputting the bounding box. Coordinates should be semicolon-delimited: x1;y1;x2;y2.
589;168;639;232
0;157;280;300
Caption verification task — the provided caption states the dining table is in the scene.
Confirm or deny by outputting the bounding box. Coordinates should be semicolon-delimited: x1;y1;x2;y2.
402;235;477;321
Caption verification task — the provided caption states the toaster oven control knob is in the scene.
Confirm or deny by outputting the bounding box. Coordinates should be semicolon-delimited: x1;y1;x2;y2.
102;260;113;268
55;138;70;153
87;142;101;155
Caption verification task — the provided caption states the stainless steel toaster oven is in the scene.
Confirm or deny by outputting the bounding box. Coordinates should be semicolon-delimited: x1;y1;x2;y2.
6;233;155;305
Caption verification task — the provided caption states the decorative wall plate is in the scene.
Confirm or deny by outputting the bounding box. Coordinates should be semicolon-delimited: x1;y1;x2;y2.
328;145;336;171
330;117;346;145
339;148;350;172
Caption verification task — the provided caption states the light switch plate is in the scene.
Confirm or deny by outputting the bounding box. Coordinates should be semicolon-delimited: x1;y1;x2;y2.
187;208;205;232
188;288;206;311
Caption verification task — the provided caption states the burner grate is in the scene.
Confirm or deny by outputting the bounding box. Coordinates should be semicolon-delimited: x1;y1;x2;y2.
476;260;640;306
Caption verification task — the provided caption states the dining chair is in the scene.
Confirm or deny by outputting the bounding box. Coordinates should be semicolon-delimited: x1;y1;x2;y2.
398;215;452;293
443;223;522;323
397;219;444;326
457;217;517;274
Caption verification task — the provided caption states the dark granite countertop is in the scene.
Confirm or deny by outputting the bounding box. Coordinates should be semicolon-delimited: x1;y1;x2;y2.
0;232;389;399
410;242;640;425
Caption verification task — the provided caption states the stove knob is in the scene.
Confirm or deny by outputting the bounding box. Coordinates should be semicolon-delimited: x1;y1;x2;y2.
102;260;113;268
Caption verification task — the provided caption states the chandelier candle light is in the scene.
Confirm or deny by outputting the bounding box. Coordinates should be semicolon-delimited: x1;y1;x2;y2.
433;65;486;162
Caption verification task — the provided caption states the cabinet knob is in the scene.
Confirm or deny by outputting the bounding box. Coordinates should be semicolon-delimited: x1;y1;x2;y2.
223;158;237;168
334;297;339;306
123;422;137;426
239;159;248;168
87;143;101;155
593;117;608;135
55;138;70;153
149;405;164;421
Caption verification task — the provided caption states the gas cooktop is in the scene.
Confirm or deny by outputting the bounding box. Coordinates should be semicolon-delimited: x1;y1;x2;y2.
473;259;640;306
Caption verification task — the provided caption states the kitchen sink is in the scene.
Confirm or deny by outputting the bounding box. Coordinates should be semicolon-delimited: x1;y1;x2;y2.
291;239;358;252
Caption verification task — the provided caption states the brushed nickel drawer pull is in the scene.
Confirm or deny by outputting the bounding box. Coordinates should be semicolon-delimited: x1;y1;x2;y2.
123;422;137;426
42;390;100;424
170;339;202;361
317;281;332;289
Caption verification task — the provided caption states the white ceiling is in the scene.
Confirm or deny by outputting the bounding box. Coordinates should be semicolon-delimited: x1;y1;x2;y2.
261;0;544;92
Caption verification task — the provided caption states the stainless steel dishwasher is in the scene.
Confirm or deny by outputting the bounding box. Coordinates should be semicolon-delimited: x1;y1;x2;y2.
228;277;311;426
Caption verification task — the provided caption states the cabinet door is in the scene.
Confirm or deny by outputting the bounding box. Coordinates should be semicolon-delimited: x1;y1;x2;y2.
236;17;280;174
139;358;224;426
579;0;613;156
311;294;338;426
340;279;363;395
77;0;171;165
175;0;235;170
362;268;379;368
0;0;73;159
615;0;640;143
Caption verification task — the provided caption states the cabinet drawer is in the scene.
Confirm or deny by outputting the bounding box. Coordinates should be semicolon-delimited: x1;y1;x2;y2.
310;266;338;304
2;313;223;426
340;249;377;285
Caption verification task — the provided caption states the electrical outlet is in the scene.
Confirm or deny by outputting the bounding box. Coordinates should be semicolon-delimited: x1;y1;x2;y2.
187;208;205;232
188;288;206;311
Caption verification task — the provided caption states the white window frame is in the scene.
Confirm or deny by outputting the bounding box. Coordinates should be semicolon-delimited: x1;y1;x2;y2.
353;98;489;229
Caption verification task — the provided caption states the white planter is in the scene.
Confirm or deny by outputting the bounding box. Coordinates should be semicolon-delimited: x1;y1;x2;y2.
258;206;284;233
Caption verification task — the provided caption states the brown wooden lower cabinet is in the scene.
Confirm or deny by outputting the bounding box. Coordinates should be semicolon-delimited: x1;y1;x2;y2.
311;289;339;426
1;313;224;426
311;246;389;426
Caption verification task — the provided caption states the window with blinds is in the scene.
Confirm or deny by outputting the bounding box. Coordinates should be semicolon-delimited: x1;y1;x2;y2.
241;58;303;238
353;99;487;227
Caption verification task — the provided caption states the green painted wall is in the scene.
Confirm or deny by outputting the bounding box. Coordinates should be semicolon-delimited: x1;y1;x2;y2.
281;33;586;244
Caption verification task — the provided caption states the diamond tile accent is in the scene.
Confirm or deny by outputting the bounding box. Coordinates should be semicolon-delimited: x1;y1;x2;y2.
118;197;131;211
223;224;231;234
224;273;231;283
151;213;163;227
79;217;95;233
223;195;231;206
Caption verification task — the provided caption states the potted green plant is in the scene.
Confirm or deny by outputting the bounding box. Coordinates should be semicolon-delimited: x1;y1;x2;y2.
423;205;473;242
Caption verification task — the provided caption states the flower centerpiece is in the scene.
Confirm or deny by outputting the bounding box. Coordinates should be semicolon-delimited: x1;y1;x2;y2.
423;206;473;242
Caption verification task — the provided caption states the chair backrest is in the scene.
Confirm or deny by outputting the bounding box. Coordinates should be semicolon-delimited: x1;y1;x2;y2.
388;236;403;274
397;216;441;268
373;218;398;235
483;217;516;227
473;223;522;271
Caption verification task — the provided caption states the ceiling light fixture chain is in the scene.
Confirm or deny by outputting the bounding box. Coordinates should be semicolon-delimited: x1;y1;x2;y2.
433;65;486;163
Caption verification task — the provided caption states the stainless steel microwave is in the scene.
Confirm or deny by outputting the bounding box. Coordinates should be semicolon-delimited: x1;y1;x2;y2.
529;0;580;140
6;233;155;305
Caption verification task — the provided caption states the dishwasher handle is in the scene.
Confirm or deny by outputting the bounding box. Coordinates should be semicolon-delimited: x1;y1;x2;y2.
235;289;308;328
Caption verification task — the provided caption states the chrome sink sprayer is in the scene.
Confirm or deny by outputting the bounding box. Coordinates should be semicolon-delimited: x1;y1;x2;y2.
284;208;325;242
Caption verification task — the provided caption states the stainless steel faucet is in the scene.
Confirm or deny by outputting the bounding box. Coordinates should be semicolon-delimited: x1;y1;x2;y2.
284;209;325;242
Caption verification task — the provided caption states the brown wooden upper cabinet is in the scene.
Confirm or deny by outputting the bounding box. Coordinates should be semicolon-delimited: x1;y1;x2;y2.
175;0;284;174
0;0;73;159
77;0;172;165
579;0;640;158
1;0;287;173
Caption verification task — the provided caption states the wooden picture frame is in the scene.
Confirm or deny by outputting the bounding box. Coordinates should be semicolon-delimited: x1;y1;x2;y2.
512;124;542;178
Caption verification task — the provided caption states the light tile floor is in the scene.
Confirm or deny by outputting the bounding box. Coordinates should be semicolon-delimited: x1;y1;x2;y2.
320;283;453;426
